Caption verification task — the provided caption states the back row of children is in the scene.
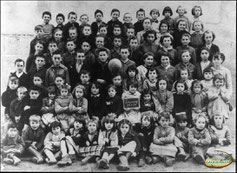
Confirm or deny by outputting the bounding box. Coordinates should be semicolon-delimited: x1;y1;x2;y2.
1;5;234;171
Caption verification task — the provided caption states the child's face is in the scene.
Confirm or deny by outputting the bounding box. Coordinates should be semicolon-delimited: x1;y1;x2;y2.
178;21;186;31
81;42;91;52
52;126;61;135
160;56;170;67
147;33;155;43
8;128;18;138
54;30;63;41
177;7;185;16
193;84;202;94
143;93;151;101
48;93;56;100
48;43;58;53
164;11;171;18
159;117;169;127
120;48;129;60
194;7;201;17
95;12;103;22
9;80;19;90
137;11;145;21
88;122;97;133
111;11;120;20
108;87;116;98
120;123;130;135
17;90;27;100
160;23;168;33
91;84;99;95
69;29;78;39
158;80;167;91
29;90;40;100
33;76;43;86
144;55;154;66
95;37;104;48
35;57;46;68
129;85;137;94
35;29;43;38
55;77;64;87
66;41;76;52
181;52;191;64
213;115;223;128
193;21;202;32
98;51;109;63
74;121;83;130
113;27;122;36
80;74;90;84
148;70;157;80
15;62;24;73
176;83;185;93
52;54;62;66
60;89;68;97
83;26;91;36
80;15;89;24
143;19;151;30
76;53;85;63
126;29;135;38
178;120;187;129
124;13;132;23
43;14;51;24
203;72;213;81
75;88;84;98
99;27;107;36
30;120;40;131
214;79;224;88
204;33;213;44
200;50;209;61
129;39;138;49
128;70;136;78
56;16;64;25
212;57;223;67
162;37;172;48
142;117;151;127
151;12;159;20
113;38;122;48
195;117;206;130
180;70;188;80
105;121;114;131
69;14;77;23
181;36;190;46
35;43;44;53
112;75;122;86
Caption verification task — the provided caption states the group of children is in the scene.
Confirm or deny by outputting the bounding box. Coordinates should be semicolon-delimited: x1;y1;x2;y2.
1;4;234;171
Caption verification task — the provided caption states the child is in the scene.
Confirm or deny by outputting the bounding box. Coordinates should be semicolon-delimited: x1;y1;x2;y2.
133;112;155;167
67;27;80;49
149;112;178;167
111;73;123;97
193;47;212;80
78;70;92;98
107;8;123;38
22;114;45;164
134;8;145;34
31;74;47;98
41;86;56;131
123;65;142;92
43;39;59;69
110;24;124;41
190;6;204;33
116;119;140;171
79;24;95;49
41;11;54;41
156;21;170;46
87;82;107;120
78;118;103;165
122;13;133;36
201;67;214;93
188;113;211;164
190;20;204;49
98;24;113;49
172;80;192;126
79;14;90;36
55;13;65;30
81;40;96;72
62;39;76;68
173;6;190;32
172;19;189;48
160;6;175;33
53;28;65;52
105;85;123;119
110;36;123;60
1;123;25;166
91;9;106;38
128;36;143;67
137;17;152;45
71;85;89;123
55;84;74;133
150;9;160;33
97;116;119;169
207;73;231;120
53;74;66;96
45;50;70;87
176;33;197;65
124;25;135;46
143;67;159;94
140;89;156;116
29;25;44;55
190;80;208;122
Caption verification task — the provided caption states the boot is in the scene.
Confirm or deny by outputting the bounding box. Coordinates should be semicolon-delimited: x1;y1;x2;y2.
57;155;72;167
3;157;13;165
138;151;145;167
145;155;153;164
81;156;92;165
164;156;175;167
177;147;186;161
28;146;44;164
98;158;107;169
193;154;205;164
117;155;129;171
152;155;161;164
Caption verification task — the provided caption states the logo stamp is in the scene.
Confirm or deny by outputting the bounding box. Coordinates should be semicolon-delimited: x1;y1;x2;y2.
205;150;233;168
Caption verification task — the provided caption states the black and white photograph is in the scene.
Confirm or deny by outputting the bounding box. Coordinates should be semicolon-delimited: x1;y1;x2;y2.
1;1;236;172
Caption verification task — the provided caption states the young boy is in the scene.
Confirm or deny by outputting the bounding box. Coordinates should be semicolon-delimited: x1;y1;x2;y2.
22;114;45;164
55;13;65;30
98;24;113;49
41;11;54;41
150;9;160;33
110;35;123;59
128;36;143;66
81;40;96;73
1;123;25;166
67;26;80;49
79;70;92;98
32;74;48;98
122;13;133;35
91;9;106;38
53;28;65;52
45;50;70;87
79;24;95;49
134;8;145;34
43;39;59;69
29;25;44;55
79;14;90;36
62;39;77;68
124;24;135;46
107;8;123;38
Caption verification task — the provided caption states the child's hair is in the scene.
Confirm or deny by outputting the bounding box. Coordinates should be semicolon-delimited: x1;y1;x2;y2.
7;123;17;130
55;74;65;82
143;52;154;61
191;5;203;16
72;84;86;97
82;24;91;30
79;69;90;78
35;54;46;61
8;75;19;85
68;11;77;19
142;17;152;24
97;47;109;55
181;33;191;41
191;80;203;92
34;25;43;31
178;68;190;79
42;11;51;18
143;30;157;42
176;19;187;29
80;14;89;21
141;89;153;99
160;33;174;45
17;86;27;94
107;84;117;93
118;119;133;133
113;35;123;44
74;117;86;128
192;20;204;31
29;85;41;94
203;66;213;75
200;46;210;56
94;9;103;17
100;116;117;131
213;73;225;85
47;85;56;94
162;6;173;16
90;81;102;92
140;111;154;125
211;111;225;125
145;67;159;79
128;35;138;44
180;50;191;60
112;72;122;80
159;52;171;64
14;58;25;65
33;74;43;83
60;84;71;92
176;112;188;123
176;5;187;14
98;23;107;30
47;39;58;47
212;52;225;63
127;80;138;89
174;79;188;91
158;111;171;122
50;121;62;130
158;20;170;31
193;112;208;125
150;9;160;17
136;8;145;17
34;40;46;49
29;114;41;122
202;30;216;42
111;8;120;16
56;13;65;21
52;49;62;56
87;117;99;129
126;65;138;77
157;77;168;88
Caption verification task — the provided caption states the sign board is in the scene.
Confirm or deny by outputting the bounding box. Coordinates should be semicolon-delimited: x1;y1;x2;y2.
123;98;140;109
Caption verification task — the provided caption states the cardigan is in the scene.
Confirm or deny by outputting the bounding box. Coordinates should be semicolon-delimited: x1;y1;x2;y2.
188;127;211;146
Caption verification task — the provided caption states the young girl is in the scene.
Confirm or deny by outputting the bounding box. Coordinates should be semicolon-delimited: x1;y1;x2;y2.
160;6;175;33
111;73;123;97
140;89;156;114
172;19;189;48
149;112;178;167
190;20;204;49
207;73;231;120
55;84;75;133
143;67;159;95
116;119;140;171
190;6;204;33
190;80;208;123
123;65;142;92
136;17;152;45
78;70;92;98
53;28;65;52
173;5;190;32
201;67;214;93
54;74;66;96
105;85;123;119
155;21;170;45
97;116;119;169
71;85;89;123
188;113;211;164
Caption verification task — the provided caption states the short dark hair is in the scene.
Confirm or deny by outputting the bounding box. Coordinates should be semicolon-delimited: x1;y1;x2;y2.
136;8;145;17
50;121;62;130
203;66;213;74
145;67;158;79
160;33;174;45
47;85;56;94
150;9;160;16
162;6;173;16
212;52;225;63
174;79;188;92
34;25;43;31
191;5;203;16
97;47;109;55
98;23;107;30
52;49;62;56
126;65;138;76
29;85;41;93
7;123;17;130
68;11;77;19
127;80;138;89
158;20;170;31
42;11;52;18
143;52;154;60
191;80;203;92
202;30;216;43
15;58;25;65
94;9;103;17
56;13;65;21
111;8;120;15
158;111;170;122
143;30;157;42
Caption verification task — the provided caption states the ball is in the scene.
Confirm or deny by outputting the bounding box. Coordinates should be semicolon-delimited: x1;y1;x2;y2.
108;58;122;74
